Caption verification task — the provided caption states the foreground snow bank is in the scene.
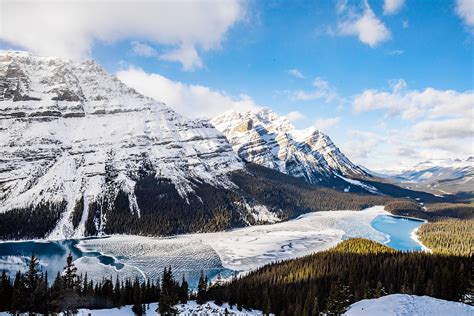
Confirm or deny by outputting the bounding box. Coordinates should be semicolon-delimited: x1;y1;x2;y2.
345;294;474;316
71;301;263;316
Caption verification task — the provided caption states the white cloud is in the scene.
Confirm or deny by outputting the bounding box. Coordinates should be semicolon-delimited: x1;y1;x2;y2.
314;117;340;131
402;19;409;28
342;130;383;160
130;41;157;57
0;0;245;70
159;44;203;71
287;68;305;79
383;0;405;15
346;79;474;170
455;0;474;27
337;1;391;47
352;79;474;120
412;118;474;141
290;77;339;102
286;111;305;122
116;67;260;119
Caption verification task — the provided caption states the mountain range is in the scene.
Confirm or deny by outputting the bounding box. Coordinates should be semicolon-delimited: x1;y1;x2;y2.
0;51;441;240
383;158;473;198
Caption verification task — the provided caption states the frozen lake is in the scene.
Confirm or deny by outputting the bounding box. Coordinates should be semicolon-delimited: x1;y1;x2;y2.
0;206;427;287
371;215;425;251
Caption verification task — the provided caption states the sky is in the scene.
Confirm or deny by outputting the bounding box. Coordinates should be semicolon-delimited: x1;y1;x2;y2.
0;0;473;172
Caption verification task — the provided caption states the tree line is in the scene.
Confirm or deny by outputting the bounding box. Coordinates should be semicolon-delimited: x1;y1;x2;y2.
0;252;211;315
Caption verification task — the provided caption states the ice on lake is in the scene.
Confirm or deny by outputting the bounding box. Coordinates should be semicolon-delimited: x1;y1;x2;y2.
0;206;427;287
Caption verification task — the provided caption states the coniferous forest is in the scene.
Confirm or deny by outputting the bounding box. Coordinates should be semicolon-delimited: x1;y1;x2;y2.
0;239;472;315
205;239;473;316
0;253;192;315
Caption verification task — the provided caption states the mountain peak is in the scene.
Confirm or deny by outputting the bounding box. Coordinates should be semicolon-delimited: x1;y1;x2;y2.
212;110;368;184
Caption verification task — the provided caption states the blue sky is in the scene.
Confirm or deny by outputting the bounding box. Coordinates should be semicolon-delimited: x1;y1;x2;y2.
1;0;473;170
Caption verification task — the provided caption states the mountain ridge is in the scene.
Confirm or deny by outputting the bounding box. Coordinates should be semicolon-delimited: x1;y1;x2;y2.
211;109;372;191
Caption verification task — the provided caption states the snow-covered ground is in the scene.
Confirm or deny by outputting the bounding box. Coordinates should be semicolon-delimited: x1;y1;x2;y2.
78;206;391;278
71;302;263;316
0;301;264;316
344;294;474;316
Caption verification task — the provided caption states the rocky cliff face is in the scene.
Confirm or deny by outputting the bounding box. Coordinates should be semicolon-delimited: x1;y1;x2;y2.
0;51;251;239
211;109;368;185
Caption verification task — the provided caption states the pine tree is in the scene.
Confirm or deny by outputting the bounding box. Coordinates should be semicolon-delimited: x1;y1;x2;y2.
197;270;207;305
24;252;40;311
158;267;177;315
132;277;143;315
179;275;189;304
11;271;26;312
0;271;13;311
62;253;79;290
324;280;353;315
58;253;82;314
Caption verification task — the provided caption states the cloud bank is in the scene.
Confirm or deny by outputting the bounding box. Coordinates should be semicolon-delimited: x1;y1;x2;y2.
116;67;260;119
0;0;245;70
345;79;474;170
352;79;474;120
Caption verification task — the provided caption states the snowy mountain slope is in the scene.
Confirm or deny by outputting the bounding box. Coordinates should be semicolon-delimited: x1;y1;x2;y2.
345;294;474;316
211;109;372;190
0;51;251;239
384;158;473;196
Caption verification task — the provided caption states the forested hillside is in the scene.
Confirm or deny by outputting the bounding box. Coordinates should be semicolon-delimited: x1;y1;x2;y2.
205;238;473;315
385;200;474;256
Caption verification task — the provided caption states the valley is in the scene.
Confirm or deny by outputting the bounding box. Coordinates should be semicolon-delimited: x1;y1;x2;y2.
0;50;471;315
0;206;427;288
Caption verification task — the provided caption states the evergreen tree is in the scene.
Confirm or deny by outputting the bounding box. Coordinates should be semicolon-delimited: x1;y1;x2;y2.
324;280;353;315
132;278;143;315
58;253;82;314
196;270;207;305
179;275;189;304
24;252;41;311
11;271;26;312
158;267;177;315
62;253;79;291
0;271;13;311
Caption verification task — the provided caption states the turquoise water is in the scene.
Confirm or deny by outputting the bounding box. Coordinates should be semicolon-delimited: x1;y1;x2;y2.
0;238;124;282
371;215;425;251
0;238;232;288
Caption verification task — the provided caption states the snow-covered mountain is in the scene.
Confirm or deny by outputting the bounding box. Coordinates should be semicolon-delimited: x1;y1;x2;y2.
211;109;371;188
0;51;251;239
0;51;439;240
384;158;473;196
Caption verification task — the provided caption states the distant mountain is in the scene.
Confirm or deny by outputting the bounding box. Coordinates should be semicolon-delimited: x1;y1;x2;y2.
384;158;473;198
211;109;380;192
